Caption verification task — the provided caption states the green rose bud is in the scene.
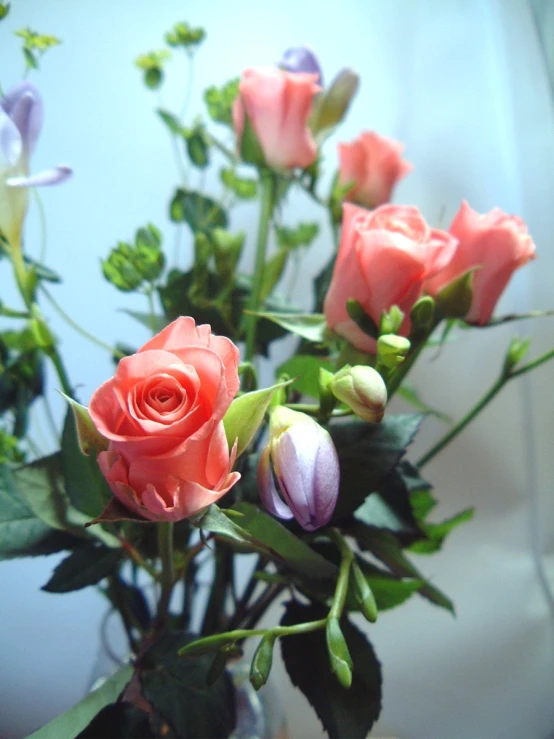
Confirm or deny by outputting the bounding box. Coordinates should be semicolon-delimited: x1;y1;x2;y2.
331;365;387;423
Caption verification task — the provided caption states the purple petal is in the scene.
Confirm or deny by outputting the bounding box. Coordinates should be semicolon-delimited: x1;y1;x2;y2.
257;446;294;521
276;423;339;531
1;82;43;156
7;164;72;188
0;110;23;167
279;46;323;84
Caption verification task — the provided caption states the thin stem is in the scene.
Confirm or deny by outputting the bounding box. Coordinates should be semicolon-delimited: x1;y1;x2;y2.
119;537;161;582
156;522;175;627
46;344;73;397
42;395;60;445
145;285;157;334
327;529;353;621
417;344;554;469
39;285;124;358
206;133;238;163
32;190;48;263
244;170;277;362
179;618;327;656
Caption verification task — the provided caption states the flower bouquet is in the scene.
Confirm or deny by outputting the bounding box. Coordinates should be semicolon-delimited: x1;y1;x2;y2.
1;11;553;739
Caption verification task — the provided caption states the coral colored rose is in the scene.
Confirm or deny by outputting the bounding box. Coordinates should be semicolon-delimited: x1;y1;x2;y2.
233;66;320;169
89;317;241;522
425;201;537;324
323;203;457;352
338;131;412;209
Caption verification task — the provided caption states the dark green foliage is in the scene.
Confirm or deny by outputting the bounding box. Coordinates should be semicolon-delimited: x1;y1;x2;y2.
139;632;236;738
281;600;381;739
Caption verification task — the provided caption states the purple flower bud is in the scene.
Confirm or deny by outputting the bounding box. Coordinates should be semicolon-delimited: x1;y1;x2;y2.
0;82;72;249
257;407;339;531
279;47;323;85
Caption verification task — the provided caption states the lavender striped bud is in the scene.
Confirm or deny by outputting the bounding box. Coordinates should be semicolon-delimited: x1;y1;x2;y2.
257;406;339;531
279;46;323;84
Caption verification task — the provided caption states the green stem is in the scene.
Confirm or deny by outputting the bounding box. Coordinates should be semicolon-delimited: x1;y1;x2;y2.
179;618;327;656
156;522;175;626
327;529;353;620
417;345;554;469
244;171;277;362
145;285;157;334
46;344;73;397
39;285;124;358
32;190;48;263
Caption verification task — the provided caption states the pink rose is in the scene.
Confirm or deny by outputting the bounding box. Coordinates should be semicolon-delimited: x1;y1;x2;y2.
338;132;412;209
233;66;320;169
324;203;457;352
89;317;241;522
425;201;537;324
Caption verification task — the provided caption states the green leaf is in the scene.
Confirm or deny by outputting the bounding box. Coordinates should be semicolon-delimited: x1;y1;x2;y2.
76;702;155;738
354;560;423;611
165;21;206;49
351;524;454;613
61;409;113;518
259;249;288;302
27;664;133;739
253;312;328;342
220;168;257;199
169;188;228;233
13;454;119;548
42;541;123;593
223;381;289;457
232;502;337;581
140;632;236;739
275;222;319;250
0;3;10;21
157;108;185;135
281;600;381;739
397;382;451;423
203;79;239;126
276;354;333;399
330;414;425;522
408;488;474;554
121;309;168;334
194;503;336;580
0;463;80;559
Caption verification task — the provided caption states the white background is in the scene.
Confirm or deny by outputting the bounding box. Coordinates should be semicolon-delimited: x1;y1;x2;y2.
1;1;554;737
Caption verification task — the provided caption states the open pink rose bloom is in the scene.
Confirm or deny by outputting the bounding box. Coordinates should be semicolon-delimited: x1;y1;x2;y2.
324;203;457;352
89;317;241;522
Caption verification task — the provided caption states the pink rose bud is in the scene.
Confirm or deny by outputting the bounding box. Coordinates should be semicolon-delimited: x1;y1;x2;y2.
257;406;339;532
89;317;241;522
279;46;323;84
323;203;457;353
338;131;412;209
330;365;387;423
233;66;320;170
425;201;537;325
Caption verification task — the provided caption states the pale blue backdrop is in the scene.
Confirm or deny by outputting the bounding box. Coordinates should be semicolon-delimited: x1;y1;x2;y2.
1;1;553;737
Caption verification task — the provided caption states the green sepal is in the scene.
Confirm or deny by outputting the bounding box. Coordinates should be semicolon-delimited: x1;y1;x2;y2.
434;268;475;319
326;617;353;688
250;634;275;690
350;561;378;623
222;379;291;457
346;299;379;339
239;108;266;167
61;394;108;456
